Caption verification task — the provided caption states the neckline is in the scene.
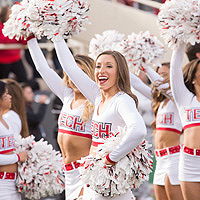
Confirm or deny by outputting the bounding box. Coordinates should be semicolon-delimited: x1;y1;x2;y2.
69;97;86;111
96;91;123;116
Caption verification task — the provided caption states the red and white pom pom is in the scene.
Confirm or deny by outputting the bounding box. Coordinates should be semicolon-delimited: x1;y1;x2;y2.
158;0;200;49
88;30;125;59
2;0;32;40
118;31;165;72
3;0;89;41
78;127;153;198
14;135;64;200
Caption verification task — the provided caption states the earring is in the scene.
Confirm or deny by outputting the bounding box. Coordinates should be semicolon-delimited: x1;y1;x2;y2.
192;81;195;84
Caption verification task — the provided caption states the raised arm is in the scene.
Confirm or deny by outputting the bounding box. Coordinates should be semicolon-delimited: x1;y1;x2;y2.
27;38;71;102
170;43;191;105
129;72;152;100
107;96;146;163
54;39;99;105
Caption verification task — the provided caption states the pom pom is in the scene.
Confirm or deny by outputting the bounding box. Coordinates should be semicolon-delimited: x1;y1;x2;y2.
158;0;200;49
88;30;125;59
3;0;90;41
118;31;165;72
78;127;153;198
14;135;64;200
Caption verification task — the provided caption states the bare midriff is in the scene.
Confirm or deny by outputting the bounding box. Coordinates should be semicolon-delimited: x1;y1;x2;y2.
183;126;200;149
155;130;181;149
57;132;92;164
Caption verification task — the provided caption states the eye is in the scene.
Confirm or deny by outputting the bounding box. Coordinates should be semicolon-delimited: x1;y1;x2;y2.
95;65;101;68
106;65;113;68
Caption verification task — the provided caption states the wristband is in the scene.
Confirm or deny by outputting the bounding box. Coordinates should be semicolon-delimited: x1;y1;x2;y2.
27;35;35;41
16;154;20;162
106;154;116;164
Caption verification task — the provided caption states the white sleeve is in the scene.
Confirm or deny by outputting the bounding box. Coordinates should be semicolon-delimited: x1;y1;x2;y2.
170;43;191;105
108;97;146;162
28;38;71;102
54;39;100;105
0;154;18;165
145;66;162;83
129;72;152;100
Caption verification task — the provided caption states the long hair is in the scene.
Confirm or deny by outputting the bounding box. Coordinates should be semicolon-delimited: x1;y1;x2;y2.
0;81;6;98
0;6;9;23
151;77;170;130
96;51;138;108
63;55;95;123
3;79;29;138
183;59;200;95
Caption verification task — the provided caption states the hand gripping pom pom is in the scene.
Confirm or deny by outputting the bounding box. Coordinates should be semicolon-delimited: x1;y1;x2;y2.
14;135;65;200
118;31;165;72
78;127;153;198
158;0;200;49
3;0;90;41
88;30;125;59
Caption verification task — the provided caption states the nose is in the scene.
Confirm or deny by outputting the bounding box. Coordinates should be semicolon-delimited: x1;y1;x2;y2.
98;65;105;73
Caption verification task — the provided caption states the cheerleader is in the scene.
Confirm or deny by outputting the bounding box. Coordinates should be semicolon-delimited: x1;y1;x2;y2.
146;64;183;200
2;78;29;139
0;80;27;200
27;37;95;200
170;43;200;200
51;38;146;200
129;63;183;200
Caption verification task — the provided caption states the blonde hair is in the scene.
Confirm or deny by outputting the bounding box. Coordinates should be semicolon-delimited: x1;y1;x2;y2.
96;51;138;108
2;79;29;138
63;55;95;122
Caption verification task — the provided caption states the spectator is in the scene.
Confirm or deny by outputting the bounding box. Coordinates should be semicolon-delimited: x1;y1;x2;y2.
0;5;27;82
21;83;48;141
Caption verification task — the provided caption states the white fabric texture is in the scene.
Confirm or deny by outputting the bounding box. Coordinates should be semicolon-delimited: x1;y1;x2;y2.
65;169;84;200
179;150;200;182
154;151;180;185
0;179;21;200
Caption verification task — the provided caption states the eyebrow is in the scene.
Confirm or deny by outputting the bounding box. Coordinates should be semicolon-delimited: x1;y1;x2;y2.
96;62;114;65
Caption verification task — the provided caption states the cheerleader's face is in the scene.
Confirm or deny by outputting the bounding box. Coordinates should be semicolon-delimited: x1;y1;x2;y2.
157;65;170;79
0;89;12;110
95;55;118;92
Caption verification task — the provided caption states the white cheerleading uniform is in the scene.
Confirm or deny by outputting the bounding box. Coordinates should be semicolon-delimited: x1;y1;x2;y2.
139;65;183;185
0;116;21;200
170;43;200;182
28;38;92;200
53;38;146;199
153;100;182;185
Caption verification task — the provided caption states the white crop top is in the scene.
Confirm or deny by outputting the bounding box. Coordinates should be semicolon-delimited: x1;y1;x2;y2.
58;93;92;138
156;100;182;134
27;38;92;139
170;43;200;130
53;38;146;162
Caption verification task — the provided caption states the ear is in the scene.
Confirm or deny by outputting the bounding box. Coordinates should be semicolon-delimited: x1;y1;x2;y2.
195;52;200;59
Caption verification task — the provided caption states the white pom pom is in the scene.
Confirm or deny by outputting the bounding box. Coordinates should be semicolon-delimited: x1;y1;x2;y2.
118;31;165;71
3;0;90;41
88;30;125;59
78;127;153;198
14;135;64;199
158;0;200;49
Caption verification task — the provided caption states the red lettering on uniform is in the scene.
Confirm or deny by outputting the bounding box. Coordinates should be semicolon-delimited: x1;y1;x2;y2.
164;113;173;124
7;136;13;147
194;109;200;120
0;137;6;148
66;116;73;128
73;117;84;131
185;109;191;121
98;124;110;138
